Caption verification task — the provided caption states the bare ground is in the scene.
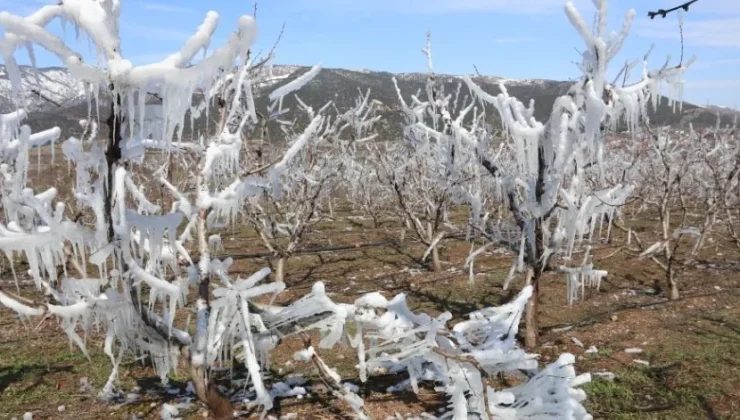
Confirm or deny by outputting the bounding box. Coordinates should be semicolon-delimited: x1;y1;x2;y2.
1;147;739;419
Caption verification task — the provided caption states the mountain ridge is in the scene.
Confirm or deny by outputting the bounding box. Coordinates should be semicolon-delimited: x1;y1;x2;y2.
1;64;736;139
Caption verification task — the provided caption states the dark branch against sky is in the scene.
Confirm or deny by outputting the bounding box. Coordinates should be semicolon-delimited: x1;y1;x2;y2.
648;0;699;19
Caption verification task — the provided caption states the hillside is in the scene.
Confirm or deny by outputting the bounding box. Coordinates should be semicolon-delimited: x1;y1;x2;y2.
1;64;736;140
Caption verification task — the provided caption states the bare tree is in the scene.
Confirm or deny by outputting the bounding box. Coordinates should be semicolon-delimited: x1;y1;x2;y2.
344;141;395;229
622;121;739;299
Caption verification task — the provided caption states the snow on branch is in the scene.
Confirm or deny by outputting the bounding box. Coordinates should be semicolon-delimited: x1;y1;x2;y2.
0;2;602;418
446;0;694;305
269;63;322;103
0;3;259;146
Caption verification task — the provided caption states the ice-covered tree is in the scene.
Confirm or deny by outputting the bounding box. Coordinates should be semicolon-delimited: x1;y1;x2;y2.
401;0;692;346
341;109;399;231
382;53;487;272
0;109;65;287
0;1;595;419
718;122;740;249
0;1;319;415
344;143;394;228
0;108;595;420
243;88;379;282
256;279;593;419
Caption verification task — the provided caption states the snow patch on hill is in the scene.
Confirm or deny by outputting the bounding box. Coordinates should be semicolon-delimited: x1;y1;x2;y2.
0;65;86;112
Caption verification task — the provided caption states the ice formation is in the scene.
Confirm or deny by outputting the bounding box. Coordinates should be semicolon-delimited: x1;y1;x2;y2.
0;0;691;418
394;0;691;304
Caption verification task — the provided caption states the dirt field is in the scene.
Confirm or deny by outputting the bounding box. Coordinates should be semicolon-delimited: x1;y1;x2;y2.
1;148;740;419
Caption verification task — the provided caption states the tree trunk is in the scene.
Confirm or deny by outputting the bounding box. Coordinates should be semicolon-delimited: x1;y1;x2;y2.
668;271;679;300
274;257;285;282
524;267;540;348
524;143;547;349
104;92;122;245
370;213;380;229
191;209;235;418
431;245;441;272
166;151;175;211
427;223;442;272
188;356;234;419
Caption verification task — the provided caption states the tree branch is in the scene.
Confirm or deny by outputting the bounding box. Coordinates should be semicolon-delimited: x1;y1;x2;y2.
648;0;699;19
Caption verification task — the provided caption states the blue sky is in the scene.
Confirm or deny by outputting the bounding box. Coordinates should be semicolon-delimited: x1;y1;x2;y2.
1;0;739;107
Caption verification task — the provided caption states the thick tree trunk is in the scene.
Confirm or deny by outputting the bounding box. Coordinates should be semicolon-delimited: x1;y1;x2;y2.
427;223;442;272
274;257;285;282
104;92;122;245
523;144;547;349
370;212;380;229
668;271;679;300
188;173;234;419
188;355;234;419
431;245;441;272
524;267;540;348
